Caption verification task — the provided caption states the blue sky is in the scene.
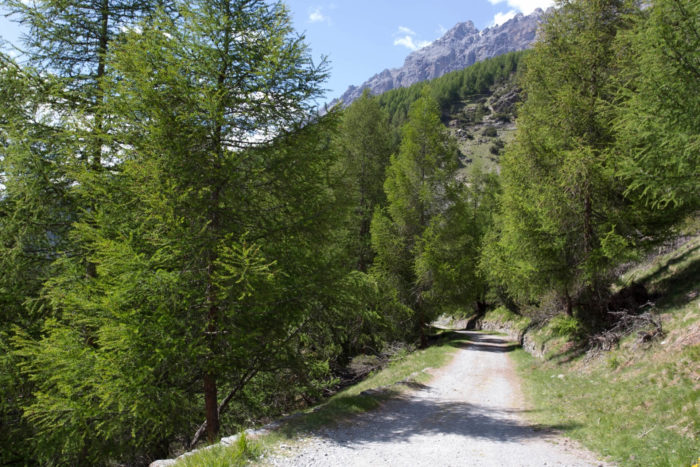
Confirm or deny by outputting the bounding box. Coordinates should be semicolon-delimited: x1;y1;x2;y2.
0;0;553;101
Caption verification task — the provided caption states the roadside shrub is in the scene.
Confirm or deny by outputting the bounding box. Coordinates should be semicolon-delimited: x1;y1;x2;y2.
548;314;583;339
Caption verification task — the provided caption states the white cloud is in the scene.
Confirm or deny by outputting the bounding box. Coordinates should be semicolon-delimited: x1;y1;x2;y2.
437;24;448;35
393;35;431;51
488;0;554;15
393;26;431;51
493;9;517;26
309;7;329;23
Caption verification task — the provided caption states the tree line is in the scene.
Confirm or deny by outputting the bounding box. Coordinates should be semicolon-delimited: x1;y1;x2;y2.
0;0;697;465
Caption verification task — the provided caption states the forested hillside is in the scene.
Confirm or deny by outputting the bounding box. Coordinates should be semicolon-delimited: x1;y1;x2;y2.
0;0;697;465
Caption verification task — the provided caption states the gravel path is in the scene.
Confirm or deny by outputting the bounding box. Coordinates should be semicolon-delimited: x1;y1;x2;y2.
262;331;611;467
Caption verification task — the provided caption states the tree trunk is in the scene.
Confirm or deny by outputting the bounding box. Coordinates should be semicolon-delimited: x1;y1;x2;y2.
203;372;219;444
357;215;370;272
565;290;573;317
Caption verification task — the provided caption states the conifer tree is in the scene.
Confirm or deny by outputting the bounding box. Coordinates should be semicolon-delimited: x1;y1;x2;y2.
616;0;700;211
0;53;77;466
371;91;460;345
338;89;393;272
418;164;498;318
17;1;349;463
483;0;639;320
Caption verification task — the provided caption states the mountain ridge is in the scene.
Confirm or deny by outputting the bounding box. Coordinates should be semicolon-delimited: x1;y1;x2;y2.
333;9;548;107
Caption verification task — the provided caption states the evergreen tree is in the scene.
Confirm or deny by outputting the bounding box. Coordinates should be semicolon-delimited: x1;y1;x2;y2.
418;164;499;318
483;0;639;320
338;89;393;272
371;91;461;346
615;0;700;211
15;1;351;463
0;53;79;465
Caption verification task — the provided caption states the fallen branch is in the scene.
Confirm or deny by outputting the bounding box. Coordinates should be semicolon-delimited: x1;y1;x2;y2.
588;307;664;355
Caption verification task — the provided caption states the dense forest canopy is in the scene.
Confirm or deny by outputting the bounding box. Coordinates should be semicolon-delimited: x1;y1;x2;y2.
0;0;697;464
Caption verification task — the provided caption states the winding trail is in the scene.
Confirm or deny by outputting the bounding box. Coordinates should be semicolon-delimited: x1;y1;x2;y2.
263;331;610;467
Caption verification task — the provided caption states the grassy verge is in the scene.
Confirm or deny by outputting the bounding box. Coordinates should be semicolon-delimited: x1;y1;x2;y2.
481;305;531;332
176;331;469;466
512;233;700;467
176;433;262;467
512;333;699;466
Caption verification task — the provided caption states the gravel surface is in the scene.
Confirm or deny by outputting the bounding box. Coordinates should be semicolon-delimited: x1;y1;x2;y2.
262;331;612;467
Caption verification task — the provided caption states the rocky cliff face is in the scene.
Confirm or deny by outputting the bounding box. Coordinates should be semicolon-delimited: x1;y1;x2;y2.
336;9;547;106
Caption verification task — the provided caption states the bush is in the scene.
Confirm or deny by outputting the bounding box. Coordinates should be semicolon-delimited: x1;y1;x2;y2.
489;138;505;155
493;112;511;123
482;126;498;137
548;314;583;339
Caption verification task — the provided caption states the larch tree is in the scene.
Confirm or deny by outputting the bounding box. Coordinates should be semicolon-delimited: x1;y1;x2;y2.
483;0;640;320
371;90;461;346
615;0;700;212
418;163;499;319
0;53;79;466
3;0;170;278
338;89;393;272
0;1;173;463
16;0;352;464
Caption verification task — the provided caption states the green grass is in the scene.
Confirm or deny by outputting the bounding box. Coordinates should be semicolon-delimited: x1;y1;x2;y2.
618;235;700;297
512;335;699;466
511;232;700;466
482;305;531;331
176;433;262;467
455;126;516;176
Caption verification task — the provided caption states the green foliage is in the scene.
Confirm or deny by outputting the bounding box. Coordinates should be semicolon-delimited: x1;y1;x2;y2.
547;314;583;339
377;51;526;128
489;138;504;156
615;0;700;211
482;126;498;138
4;0;361;463
0;53;80;465
482;0;646;320
177;433;262;467
372;90;488;343
337;89;394;272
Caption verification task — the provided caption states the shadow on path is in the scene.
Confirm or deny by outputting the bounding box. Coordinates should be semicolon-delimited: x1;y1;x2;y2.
313;395;577;447
309;331;578;447
448;330;520;353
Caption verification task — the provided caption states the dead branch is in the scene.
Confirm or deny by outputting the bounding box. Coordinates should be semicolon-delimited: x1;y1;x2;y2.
588;306;664;355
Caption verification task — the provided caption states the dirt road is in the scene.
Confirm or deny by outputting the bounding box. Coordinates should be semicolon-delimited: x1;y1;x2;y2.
263;331;610;467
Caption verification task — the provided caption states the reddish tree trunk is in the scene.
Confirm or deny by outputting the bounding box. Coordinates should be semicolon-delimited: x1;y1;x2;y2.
203;373;219;444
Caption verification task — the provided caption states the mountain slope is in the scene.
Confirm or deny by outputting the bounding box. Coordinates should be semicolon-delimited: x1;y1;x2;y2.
336;9;547;106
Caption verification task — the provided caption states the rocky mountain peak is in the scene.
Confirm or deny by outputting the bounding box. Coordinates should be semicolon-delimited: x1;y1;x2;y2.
333;9;548;107
444;20;478;40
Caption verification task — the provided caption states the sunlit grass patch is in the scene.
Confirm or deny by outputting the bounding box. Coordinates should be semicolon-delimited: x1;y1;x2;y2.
512;287;700;467
176;432;262;467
